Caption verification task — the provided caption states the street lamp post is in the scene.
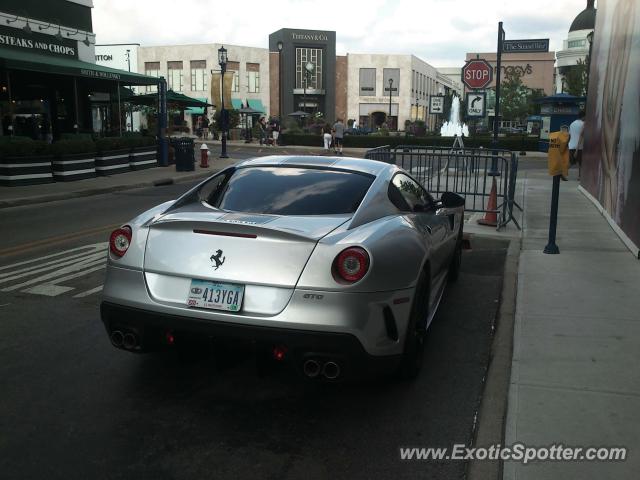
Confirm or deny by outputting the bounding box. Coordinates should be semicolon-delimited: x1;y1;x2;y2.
277;41;283;121
585;31;594;97
125;49;132;132
388;78;394;130
302;61;314;126
218;45;229;159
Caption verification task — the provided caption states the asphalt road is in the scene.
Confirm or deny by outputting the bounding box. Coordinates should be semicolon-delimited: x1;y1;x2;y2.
0;183;510;480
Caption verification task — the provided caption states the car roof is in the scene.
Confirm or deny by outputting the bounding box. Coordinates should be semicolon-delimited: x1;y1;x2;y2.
237;155;391;176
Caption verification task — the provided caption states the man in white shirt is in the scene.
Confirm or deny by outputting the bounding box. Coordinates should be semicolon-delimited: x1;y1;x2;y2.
568;111;585;179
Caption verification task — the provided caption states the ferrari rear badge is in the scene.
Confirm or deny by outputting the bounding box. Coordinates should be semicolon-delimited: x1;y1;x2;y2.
210;249;226;270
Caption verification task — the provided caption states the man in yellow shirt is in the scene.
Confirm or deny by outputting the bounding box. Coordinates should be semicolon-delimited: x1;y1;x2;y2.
548;125;570;180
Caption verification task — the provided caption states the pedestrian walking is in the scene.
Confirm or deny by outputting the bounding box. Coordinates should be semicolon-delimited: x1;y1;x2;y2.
196;116;203;138
568;111;585;180
332;118;345;155
202;116;210;140
322;123;332;152
270;118;280;146
258;117;267;145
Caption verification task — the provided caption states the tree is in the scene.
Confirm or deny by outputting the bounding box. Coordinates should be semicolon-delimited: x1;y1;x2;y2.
527;88;546;115
499;69;529;123
563;58;588;96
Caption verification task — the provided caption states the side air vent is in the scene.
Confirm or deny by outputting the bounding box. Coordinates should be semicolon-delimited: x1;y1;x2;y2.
383;306;399;341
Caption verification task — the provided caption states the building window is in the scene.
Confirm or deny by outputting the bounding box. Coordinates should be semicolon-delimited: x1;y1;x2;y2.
190;60;207;92
145;62;160;93
167;61;183;91
227;61;240;92
246;63;260;93
568;39;587;48
383;68;400;96
359;68;376;96
295;47;323;90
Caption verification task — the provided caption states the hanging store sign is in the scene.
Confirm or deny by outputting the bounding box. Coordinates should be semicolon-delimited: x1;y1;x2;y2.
0;24;78;59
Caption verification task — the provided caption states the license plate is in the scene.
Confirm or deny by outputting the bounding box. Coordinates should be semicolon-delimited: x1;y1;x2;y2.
187;279;244;312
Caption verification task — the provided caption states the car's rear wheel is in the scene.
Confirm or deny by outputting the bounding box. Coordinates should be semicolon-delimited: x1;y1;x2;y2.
395;271;429;380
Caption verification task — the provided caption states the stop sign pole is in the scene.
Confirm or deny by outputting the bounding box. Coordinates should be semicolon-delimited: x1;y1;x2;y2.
491;21;506;175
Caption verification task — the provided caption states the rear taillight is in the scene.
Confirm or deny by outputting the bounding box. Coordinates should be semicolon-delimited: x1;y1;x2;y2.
109;226;132;257
334;247;370;283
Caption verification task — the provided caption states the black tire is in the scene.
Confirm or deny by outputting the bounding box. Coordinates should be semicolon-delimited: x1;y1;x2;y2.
395;271;429;380
448;228;463;283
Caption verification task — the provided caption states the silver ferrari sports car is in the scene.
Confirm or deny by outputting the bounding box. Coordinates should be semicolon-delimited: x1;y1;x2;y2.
101;155;465;380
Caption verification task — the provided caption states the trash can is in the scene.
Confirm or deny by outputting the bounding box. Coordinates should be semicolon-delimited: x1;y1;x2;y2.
173;137;195;172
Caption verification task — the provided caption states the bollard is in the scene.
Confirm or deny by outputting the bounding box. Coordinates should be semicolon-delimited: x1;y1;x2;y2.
543;175;561;254
200;143;209;168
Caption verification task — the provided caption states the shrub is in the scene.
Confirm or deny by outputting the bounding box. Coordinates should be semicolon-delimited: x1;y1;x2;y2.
60;133;95;141
0;137;52;157
51;139;96;156
280;133;539;151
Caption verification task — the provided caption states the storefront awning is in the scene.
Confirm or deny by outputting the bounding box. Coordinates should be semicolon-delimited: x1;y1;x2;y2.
231;98;243;110
247;99;265;113
0;47;160;86
186;97;208;115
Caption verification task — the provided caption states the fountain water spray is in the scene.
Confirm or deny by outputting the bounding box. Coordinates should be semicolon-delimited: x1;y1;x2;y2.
440;95;469;137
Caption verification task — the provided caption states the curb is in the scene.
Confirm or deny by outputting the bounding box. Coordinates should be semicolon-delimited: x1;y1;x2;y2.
467;237;521;480
0;170;213;209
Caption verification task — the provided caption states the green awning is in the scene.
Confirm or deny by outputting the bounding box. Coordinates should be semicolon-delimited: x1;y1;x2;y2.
231;98;243;110
186;97;207;115
0;47;160;86
247;99;265;113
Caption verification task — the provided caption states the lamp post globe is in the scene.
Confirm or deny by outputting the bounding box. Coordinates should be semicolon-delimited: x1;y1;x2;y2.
218;45;229;158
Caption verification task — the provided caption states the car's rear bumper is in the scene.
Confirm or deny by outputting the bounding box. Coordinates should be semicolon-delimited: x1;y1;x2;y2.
102;265;414;358
100;301;401;379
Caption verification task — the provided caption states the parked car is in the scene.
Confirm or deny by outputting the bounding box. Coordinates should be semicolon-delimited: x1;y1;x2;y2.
101;156;465;380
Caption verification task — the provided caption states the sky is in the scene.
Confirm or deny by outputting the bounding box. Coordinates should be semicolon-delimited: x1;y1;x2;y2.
92;0;592;67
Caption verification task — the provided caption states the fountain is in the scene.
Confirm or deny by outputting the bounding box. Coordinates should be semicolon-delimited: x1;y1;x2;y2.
440;95;469;137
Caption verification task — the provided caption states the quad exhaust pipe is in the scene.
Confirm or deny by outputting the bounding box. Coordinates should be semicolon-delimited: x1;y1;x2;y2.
110;330;124;347
303;359;321;378
110;329;139;350
322;361;340;380
303;358;341;380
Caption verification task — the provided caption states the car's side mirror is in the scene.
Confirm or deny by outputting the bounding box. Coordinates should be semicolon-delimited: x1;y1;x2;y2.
440;192;465;208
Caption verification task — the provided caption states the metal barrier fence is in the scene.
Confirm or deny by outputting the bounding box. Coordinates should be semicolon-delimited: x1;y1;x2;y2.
365;145;521;230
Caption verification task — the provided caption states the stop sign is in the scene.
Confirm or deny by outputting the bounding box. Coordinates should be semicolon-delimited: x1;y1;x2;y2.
462;59;493;89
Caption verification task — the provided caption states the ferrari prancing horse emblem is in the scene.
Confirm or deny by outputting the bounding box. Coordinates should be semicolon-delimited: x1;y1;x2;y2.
210;249;226;270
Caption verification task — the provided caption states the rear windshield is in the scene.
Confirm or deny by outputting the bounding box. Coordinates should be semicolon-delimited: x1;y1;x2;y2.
201;167;374;215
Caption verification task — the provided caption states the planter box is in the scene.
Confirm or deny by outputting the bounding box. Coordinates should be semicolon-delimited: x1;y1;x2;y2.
129;145;157;170
52;152;96;182
95;148;131;175
0;155;54;186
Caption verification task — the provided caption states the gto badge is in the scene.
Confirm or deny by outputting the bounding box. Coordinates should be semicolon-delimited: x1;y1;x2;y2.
210;249;226;270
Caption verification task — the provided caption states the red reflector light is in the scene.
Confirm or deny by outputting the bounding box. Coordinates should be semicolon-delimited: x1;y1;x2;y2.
109;226;132;257
335;247;370;283
272;345;287;361
165;331;175;345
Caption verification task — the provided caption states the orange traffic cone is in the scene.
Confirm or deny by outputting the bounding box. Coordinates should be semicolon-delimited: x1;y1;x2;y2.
477;177;498;227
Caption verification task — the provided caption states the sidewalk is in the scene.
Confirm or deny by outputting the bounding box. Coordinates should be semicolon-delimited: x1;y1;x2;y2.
502;170;640;478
